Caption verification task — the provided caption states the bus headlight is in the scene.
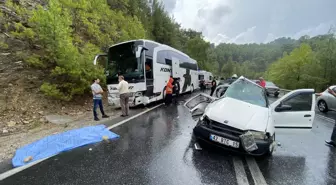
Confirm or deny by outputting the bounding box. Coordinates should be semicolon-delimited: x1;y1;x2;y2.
135;92;142;97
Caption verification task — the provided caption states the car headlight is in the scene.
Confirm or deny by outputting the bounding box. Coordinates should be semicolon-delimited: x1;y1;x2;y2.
199;115;210;125
249;130;267;140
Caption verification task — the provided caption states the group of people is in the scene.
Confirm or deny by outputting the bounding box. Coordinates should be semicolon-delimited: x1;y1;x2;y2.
91;75;130;121
164;76;181;105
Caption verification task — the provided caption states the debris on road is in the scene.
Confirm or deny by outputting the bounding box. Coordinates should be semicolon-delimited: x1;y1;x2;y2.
194;143;202;150
24;156;33;163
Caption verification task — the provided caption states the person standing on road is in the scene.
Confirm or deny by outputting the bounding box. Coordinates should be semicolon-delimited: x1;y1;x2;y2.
165;76;174;105
173;77;181;104
325;88;336;147
210;78;217;96
118;75;130;117
259;77;266;88
91;78;109;121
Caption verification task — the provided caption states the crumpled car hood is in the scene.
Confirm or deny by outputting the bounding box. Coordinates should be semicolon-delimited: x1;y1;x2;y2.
204;97;269;132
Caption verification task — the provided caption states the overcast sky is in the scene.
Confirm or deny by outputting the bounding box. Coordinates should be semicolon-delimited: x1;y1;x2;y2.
161;0;336;45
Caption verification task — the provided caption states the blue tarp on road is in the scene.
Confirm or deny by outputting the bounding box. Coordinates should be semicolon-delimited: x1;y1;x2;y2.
12;125;119;167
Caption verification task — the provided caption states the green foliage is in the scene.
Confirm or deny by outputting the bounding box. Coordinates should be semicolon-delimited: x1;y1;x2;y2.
0;42;8;49
26;54;44;68
10;22;35;40
4;0;335;100
266;37;336;91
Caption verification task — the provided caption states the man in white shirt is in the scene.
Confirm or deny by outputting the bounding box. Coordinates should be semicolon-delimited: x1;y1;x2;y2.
118;75;130;117
91;78;109;121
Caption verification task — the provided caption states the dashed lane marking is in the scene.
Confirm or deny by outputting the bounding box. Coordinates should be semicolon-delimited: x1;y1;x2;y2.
246;157;268;185
233;157;249;185
316;114;335;123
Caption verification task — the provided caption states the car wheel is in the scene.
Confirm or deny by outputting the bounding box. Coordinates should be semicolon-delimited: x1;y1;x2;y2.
318;100;328;113
264;134;275;157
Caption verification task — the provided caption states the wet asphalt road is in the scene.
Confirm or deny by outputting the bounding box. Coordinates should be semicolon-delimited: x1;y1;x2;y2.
1;92;336;185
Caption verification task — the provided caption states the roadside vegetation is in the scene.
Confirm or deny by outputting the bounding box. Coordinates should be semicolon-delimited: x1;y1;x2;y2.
1;0;335;100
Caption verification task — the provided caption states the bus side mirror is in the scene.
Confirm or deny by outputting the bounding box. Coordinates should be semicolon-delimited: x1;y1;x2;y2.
135;46;148;58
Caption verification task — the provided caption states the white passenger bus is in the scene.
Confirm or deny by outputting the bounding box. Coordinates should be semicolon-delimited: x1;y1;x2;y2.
93;39;199;107
198;70;213;88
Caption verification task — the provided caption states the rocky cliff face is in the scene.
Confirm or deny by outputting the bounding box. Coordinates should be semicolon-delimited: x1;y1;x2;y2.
0;0;94;136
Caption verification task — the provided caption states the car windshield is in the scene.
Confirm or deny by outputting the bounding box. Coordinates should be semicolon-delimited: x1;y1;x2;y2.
266;81;275;86
224;79;268;107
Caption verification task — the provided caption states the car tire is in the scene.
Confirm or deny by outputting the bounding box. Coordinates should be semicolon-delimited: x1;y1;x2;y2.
264;134;275;157
318;100;328;113
274;93;279;98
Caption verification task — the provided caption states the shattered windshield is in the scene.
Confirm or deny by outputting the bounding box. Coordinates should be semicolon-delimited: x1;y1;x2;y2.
223;79;268;108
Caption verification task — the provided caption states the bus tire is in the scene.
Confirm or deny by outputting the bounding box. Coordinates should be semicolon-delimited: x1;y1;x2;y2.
162;87;166;100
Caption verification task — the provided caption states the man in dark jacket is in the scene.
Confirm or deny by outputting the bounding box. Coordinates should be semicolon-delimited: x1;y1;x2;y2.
325;87;336;147
173;78;181;104
210;78;217;96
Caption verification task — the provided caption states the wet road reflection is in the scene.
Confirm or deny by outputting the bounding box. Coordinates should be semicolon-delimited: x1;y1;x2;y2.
1;91;336;185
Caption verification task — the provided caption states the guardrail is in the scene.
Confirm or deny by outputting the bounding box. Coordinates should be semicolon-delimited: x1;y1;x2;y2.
279;89;292;96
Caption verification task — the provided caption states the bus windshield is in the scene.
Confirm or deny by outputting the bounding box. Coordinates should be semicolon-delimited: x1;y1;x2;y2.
106;41;144;84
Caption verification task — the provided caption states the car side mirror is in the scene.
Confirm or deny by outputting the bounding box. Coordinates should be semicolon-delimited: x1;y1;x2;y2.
275;103;292;112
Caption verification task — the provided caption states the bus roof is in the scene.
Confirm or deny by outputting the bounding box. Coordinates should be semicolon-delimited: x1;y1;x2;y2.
108;39;197;65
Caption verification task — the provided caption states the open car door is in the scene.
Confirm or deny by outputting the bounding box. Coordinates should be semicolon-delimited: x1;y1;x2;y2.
184;93;217;119
270;89;316;129
172;57;179;78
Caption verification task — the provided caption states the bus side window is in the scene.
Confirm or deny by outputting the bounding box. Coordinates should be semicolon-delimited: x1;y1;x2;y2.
157;50;166;65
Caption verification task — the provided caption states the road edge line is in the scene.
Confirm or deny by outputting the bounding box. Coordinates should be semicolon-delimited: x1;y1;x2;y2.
246;157;267;185
233;157;249;185
0;103;163;181
0;157;50;181
107;103;163;130
316;114;335;123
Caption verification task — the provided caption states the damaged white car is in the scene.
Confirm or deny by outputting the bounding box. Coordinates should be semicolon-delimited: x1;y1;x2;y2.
185;76;315;156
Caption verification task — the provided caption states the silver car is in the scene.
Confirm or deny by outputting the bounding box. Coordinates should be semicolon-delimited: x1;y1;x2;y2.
316;85;336;112
265;81;280;97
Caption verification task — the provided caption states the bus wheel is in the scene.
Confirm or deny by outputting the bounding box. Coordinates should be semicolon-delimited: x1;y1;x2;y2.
162;87;166;100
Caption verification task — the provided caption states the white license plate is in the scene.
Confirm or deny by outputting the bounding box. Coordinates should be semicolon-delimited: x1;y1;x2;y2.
210;134;240;148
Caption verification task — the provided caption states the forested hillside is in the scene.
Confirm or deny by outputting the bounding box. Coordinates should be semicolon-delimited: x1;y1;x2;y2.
1;0;335;102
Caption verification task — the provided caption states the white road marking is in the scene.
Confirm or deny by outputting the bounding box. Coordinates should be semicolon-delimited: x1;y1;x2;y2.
233;157;249;185
107;103;163;130
0;103;163;180
0;157;52;181
246;157;268;185
316;114;335;123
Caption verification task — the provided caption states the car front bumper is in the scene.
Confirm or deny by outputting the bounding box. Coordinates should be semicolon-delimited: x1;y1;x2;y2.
193;122;272;156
